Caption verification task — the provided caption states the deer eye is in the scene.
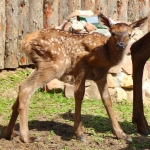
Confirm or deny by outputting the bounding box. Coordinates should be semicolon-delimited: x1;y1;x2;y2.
129;34;132;37
111;33;116;36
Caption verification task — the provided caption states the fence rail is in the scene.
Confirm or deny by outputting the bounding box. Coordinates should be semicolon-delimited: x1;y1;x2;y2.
0;0;150;69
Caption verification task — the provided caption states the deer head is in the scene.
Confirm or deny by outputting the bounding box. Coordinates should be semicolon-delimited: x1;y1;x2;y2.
98;13;148;51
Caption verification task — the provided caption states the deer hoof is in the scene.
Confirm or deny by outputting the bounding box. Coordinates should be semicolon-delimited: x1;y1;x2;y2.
137;128;150;136
76;134;86;142
4;129;19;140
115;132;132;143
20;137;41;143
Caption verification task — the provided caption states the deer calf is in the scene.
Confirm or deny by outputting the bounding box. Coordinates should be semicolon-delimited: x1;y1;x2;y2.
4;13;147;143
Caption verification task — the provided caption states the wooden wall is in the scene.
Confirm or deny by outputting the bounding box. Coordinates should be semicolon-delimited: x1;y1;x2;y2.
0;0;149;69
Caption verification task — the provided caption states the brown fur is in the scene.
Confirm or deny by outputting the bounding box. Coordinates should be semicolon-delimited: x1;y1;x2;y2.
4;13;147;143
131;32;150;135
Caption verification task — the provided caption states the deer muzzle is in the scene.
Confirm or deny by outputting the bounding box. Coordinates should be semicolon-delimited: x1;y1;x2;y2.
116;42;126;51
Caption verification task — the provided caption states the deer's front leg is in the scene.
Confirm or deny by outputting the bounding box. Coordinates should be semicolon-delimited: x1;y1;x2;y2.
74;77;86;142
73;61;87;142
132;61;150;135
96;78;132;142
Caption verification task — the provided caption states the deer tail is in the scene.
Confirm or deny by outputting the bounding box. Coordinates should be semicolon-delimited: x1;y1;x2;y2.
20;31;40;55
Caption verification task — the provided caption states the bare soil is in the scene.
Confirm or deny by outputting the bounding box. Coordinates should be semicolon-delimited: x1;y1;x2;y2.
1;113;150;150
0;69;150;150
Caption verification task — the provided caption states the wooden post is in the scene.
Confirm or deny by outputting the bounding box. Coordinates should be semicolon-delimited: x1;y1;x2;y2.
43;0;59;28
148;1;150;31
128;0;140;22
138;0;149;34
67;0;81;16
18;0;30;66
117;0;128;22
58;0;69;25
81;0;95;11
108;0;117;19
5;0;19;68
29;0;43;32
94;0;101;14
0;0;5;69
98;0;109;16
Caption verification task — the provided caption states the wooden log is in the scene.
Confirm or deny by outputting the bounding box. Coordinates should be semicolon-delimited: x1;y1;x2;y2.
148;1;150;32
94;0;101;14
29;0;43;32
128;0;140;22
18;0;30;66
43;0;59;28
58;0;69;25
72;0;81;11
81;0;95;12
0;0;5;69
68;0;74;15
117;0;128;22
107;0;117;19
67;0;81;17
5;0;19;68
138;0;149;34
98;0;109;16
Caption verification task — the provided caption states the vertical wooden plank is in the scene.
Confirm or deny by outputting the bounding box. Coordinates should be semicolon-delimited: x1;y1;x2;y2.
43;0;59;28
67;0;80;14
5;0;19;68
68;0;81;13
81;0;95;11
108;0;117;19
117;0;128;22
81;0;85;10
99;0;109;16
138;0;149;34
0;0;5;69
75;0;82;10
128;0;140;23
68;0;74;14
18;0;30;66
73;0;81;11
148;1;150;31
29;0;43;32
94;0;101;14
58;0;69;25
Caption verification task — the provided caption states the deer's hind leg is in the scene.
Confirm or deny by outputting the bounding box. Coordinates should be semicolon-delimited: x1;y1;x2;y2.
4;64;63;143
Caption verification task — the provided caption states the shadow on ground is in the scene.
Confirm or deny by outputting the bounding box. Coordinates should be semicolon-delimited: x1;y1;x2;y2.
0;112;150;149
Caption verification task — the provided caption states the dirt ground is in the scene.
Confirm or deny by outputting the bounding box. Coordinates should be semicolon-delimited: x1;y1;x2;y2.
0;115;150;150
0;69;150;150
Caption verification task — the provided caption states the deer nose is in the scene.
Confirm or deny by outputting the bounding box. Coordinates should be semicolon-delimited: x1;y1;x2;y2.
116;42;126;50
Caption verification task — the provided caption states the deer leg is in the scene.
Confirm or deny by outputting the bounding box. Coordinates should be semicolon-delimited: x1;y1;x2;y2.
5;66;60;143
4;97;19;140
73;63;87;141
74;78;86;142
96;78;132;142
132;61;150;135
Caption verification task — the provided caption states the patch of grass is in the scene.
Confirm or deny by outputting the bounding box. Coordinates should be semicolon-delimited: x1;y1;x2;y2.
1;68;150;149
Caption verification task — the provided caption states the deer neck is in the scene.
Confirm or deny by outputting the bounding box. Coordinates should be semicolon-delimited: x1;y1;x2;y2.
106;37;125;66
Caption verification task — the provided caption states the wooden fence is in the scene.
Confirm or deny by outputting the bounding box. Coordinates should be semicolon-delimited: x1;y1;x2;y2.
0;0;150;69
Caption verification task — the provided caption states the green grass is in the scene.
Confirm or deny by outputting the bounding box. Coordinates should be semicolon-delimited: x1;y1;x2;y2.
1;68;150;149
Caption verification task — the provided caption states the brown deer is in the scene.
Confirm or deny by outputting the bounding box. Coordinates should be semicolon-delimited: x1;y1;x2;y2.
4;13;147;143
131;32;150;136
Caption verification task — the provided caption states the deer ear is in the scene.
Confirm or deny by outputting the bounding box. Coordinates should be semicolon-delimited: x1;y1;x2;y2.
129;16;148;29
98;12;116;28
